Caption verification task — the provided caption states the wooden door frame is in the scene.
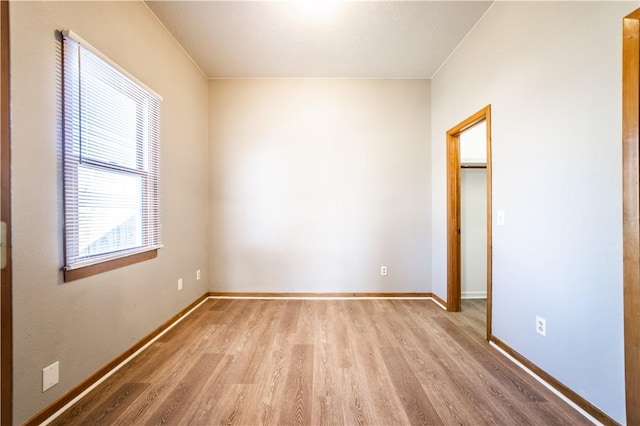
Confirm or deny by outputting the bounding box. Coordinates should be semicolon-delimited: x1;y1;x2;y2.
446;105;492;339
1;0;11;424
623;9;640;425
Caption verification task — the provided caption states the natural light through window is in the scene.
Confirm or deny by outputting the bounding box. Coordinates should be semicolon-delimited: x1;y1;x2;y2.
77;167;143;257
62;30;161;279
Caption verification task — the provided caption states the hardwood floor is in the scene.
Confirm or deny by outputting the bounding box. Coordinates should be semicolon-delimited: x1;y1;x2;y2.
51;298;589;425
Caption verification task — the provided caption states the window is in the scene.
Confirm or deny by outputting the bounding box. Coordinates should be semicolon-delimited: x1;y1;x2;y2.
62;31;162;281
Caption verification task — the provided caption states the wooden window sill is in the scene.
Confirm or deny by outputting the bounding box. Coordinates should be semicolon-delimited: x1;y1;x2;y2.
63;249;158;282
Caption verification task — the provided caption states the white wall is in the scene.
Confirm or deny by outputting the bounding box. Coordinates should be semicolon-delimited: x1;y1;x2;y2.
431;2;635;422
461;169;487;299
460;120;486;164
209;79;431;293
10;2;209;423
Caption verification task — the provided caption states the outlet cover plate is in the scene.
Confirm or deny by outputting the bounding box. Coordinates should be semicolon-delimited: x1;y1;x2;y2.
536;316;546;336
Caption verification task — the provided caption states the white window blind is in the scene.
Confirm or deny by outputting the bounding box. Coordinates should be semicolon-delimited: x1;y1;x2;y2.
62;31;162;271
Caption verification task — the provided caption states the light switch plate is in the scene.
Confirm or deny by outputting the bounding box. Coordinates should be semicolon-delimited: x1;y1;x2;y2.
43;361;59;392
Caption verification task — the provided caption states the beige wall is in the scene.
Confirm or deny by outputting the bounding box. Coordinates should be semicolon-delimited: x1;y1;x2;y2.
15;1;629;423
10;2;209;422
209;79;431;293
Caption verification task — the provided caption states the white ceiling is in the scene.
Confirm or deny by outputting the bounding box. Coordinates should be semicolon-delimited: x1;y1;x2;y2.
145;1;493;79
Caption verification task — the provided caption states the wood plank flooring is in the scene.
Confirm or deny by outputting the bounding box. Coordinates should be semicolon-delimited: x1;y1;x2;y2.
51;298;590;425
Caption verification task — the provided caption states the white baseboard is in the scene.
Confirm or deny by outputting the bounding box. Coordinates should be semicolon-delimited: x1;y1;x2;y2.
462;291;487;299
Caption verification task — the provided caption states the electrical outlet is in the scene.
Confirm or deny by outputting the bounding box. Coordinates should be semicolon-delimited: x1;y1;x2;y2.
178;278;183;291
196;270;201;281
42;361;59;392
381;266;388;276
536;316;546;336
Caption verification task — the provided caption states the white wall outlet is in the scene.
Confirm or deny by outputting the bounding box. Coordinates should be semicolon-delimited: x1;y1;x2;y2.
196;270;201;281
381;266;388;276
178;278;183;291
536;316;546;336
42;361;59;392
497;210;505;226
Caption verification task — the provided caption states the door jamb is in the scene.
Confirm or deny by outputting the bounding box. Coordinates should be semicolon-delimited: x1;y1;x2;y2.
622;9;640;424
1;0;11;424
446;105;492;339
1;0;11;422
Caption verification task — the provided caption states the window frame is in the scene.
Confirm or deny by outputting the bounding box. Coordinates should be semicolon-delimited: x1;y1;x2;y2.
61;30;162;282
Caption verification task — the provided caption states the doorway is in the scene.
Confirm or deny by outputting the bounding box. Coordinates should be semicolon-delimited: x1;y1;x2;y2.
460;121;487;301
446;105;492;339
